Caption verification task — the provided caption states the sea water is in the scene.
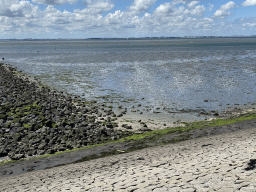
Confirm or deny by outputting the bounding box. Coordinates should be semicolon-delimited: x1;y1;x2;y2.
1;38;256;122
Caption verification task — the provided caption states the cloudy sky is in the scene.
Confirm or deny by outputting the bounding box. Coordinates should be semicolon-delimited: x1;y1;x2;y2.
0;0;256;39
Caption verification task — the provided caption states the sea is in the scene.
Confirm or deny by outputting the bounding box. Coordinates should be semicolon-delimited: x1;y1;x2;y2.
1;37;256;123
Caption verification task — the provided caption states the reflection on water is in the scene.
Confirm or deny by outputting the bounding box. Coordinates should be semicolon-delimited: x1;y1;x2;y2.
1;38;256;122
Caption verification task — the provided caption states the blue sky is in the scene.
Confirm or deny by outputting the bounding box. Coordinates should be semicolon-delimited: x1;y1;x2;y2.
0;0;256;39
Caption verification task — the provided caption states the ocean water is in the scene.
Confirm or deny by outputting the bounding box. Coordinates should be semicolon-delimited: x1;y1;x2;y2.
1;38;256;122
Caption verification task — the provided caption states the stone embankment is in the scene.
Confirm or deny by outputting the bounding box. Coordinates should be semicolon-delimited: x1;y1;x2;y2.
0;63;133;160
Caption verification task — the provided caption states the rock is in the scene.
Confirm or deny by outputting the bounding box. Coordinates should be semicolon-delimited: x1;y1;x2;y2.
0;148;8;157
138;127;152;132
105;122;113;128
8;152;25;160
5;128;10;133
46;148;55;154
37;150;45;155
124;125;132;129
29;138;41;145
38;143;46;150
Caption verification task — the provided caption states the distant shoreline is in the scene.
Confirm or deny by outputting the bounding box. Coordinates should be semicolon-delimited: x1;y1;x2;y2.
1;35;256;41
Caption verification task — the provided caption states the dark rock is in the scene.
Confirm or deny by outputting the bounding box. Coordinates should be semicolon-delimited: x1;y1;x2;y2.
38;143;46;150
8;152;25;160
0;148;8;157
245;159;256;171
37;150;45;155
138;127;152;132
46;148;55;154
106;122;113;128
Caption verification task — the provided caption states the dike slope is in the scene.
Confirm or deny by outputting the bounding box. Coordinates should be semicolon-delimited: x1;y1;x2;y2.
0;63;133;161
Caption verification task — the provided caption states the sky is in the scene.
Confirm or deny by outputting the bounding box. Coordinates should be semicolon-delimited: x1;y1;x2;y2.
0;0;256;39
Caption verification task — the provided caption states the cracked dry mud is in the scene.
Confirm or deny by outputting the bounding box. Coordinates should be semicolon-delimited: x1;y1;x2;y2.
1;126;256;191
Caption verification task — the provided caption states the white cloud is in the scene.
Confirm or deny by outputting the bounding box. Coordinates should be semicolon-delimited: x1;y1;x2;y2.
75;0;114;15
189;5;205;15
213;1;236;18
208;3;214;11
154;3;173;15
220;1;236;10
172;0;196;5
187;1;199;8
129;0;156;14
32;0;78;5
0;0;40;18
0;0;255;38
241;0;256;7
87;0;114;12
0;0;18;11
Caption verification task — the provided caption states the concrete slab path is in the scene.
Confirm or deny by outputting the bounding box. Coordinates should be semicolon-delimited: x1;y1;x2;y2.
1;127;256;192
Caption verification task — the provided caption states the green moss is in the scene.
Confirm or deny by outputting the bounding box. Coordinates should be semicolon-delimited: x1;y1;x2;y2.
15;112;22;118
18;102;23;107
23;124;31;128
15;108;21;112
13;118;20;123
7;112;14;117
52;123;57;128
0;114;6;119
35;111;42;115
35;123;43;130
30;101;42;110
108;106;113;108
6;122;11;128
38;116;46;122
24;111;32;115
23;106;31;111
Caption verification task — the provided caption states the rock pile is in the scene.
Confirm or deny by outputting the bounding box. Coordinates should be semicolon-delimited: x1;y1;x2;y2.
0;63;133;160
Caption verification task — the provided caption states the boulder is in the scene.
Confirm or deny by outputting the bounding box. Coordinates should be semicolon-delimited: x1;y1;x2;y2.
8;152;25;160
